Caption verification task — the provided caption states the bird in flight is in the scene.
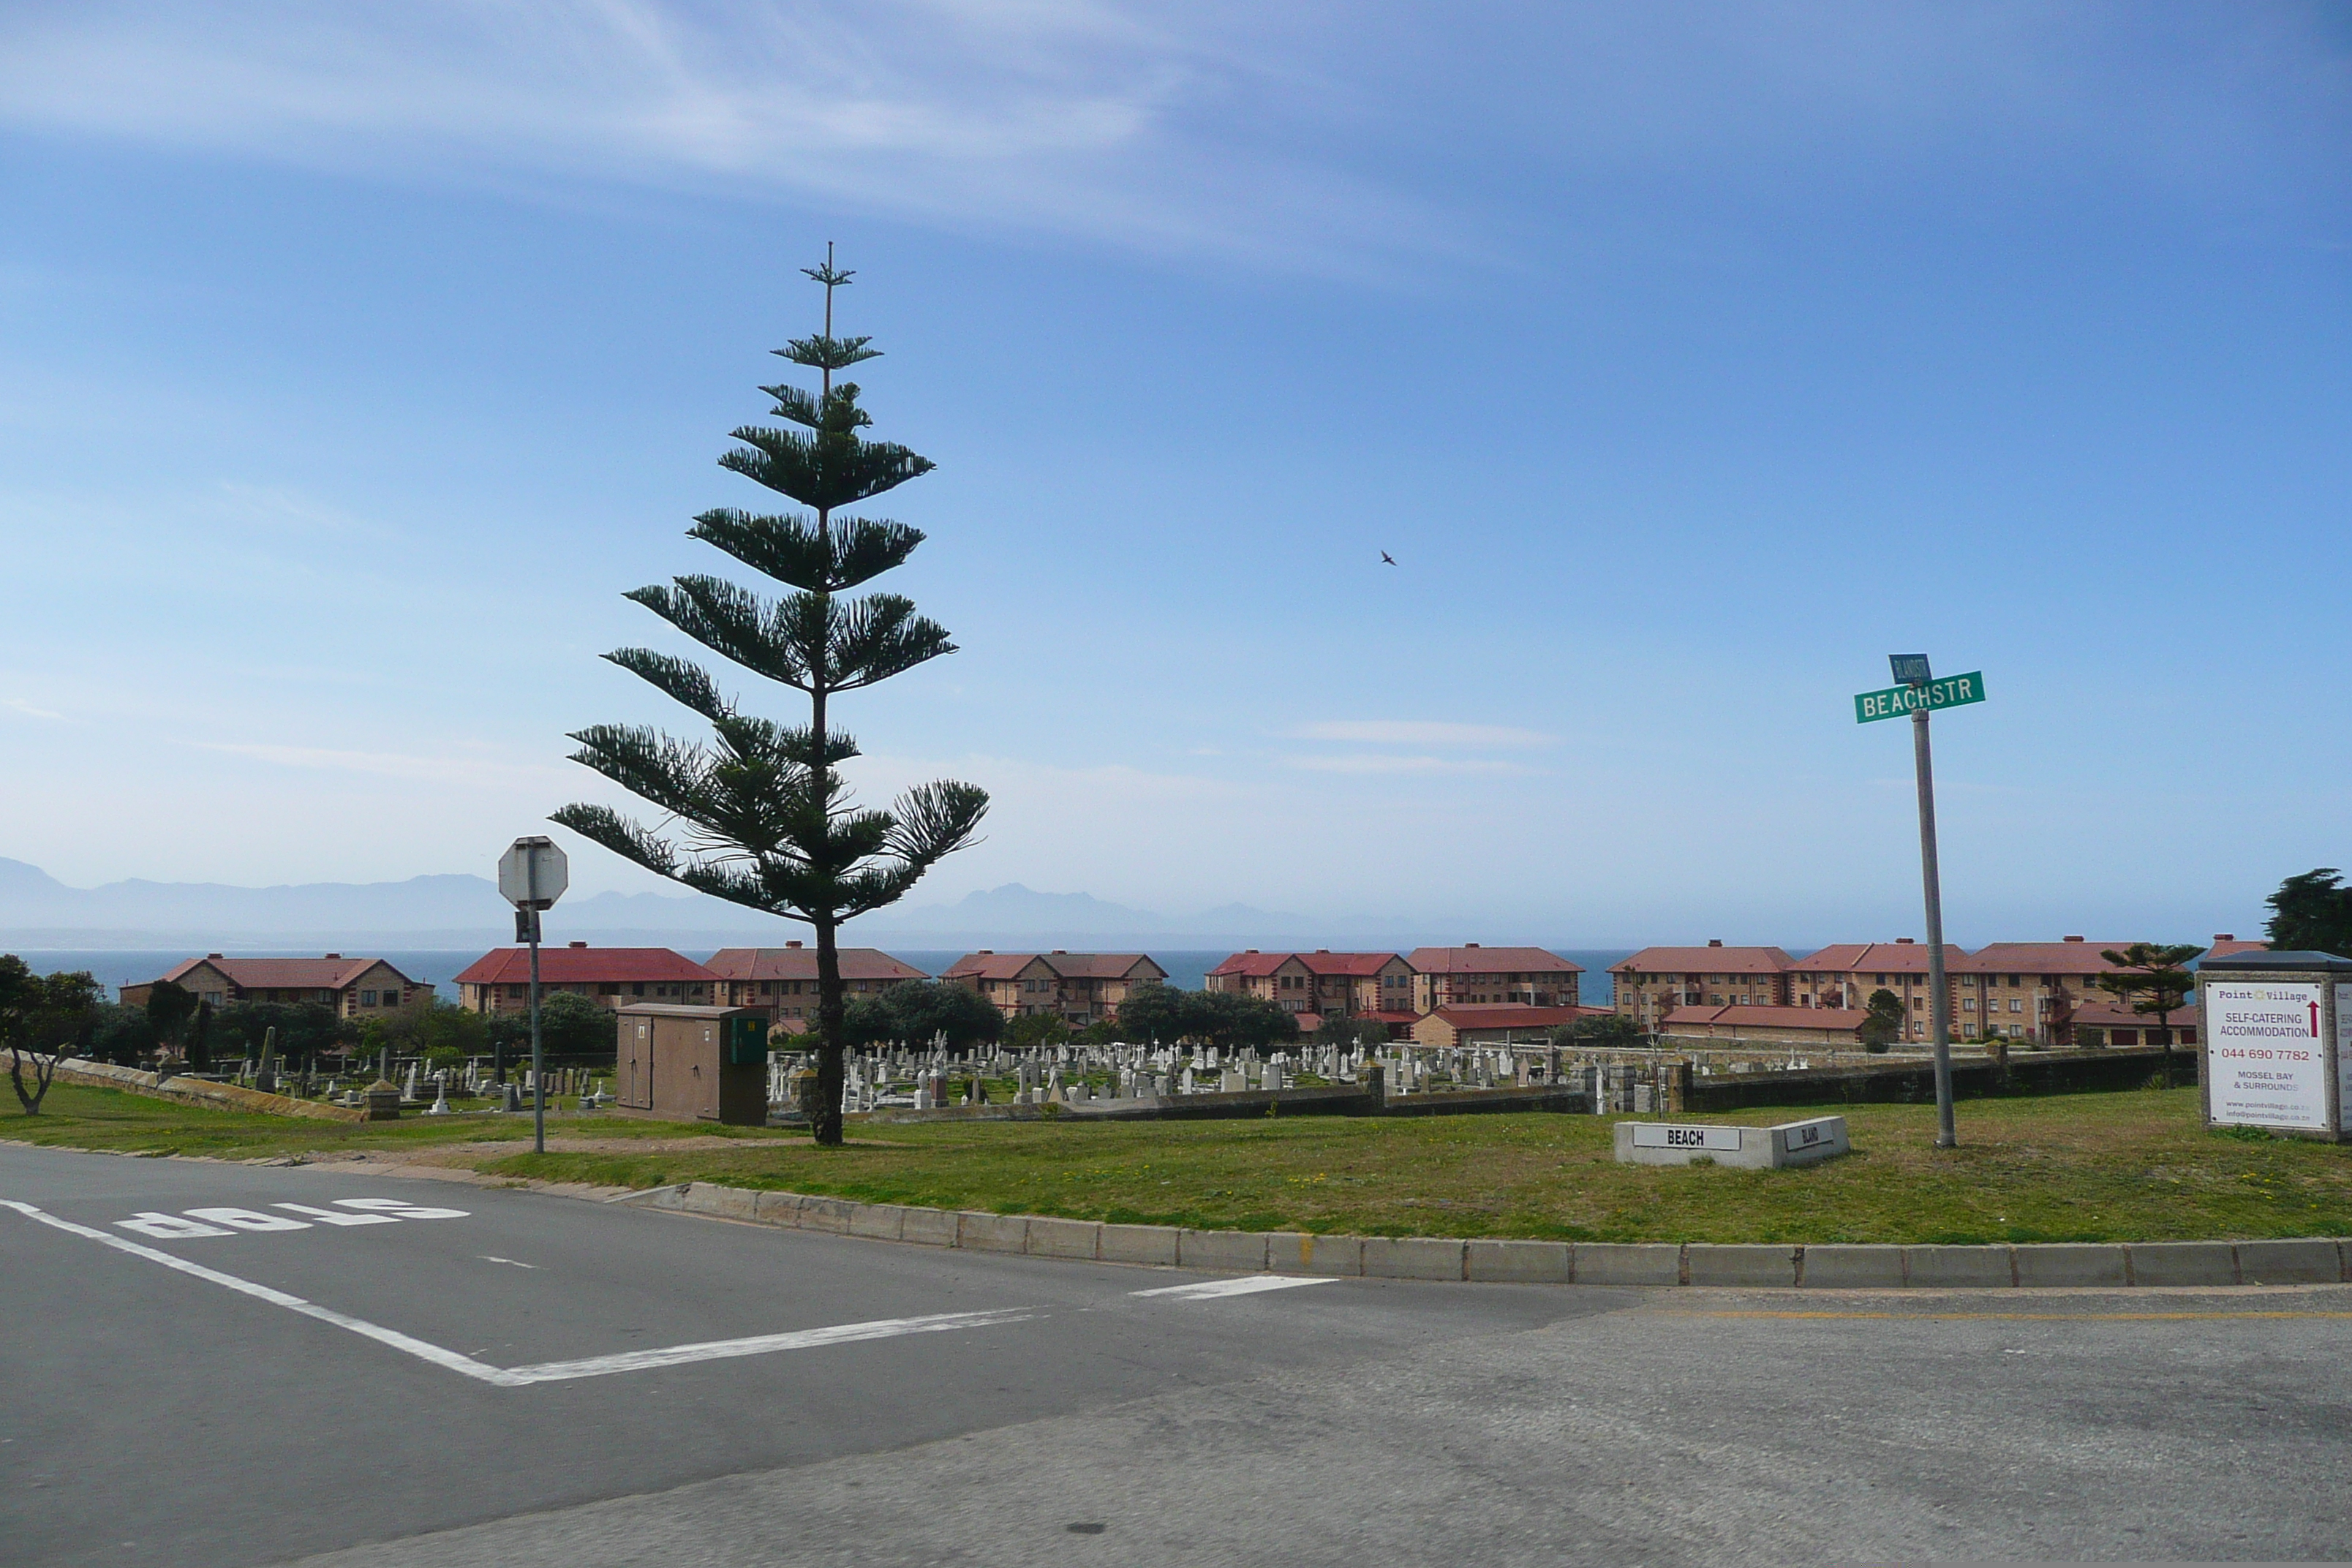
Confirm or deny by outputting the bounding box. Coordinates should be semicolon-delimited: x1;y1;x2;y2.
1380;551;1397;565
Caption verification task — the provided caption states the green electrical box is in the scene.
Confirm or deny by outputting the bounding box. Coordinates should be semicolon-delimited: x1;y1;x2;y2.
725;1014;770;1067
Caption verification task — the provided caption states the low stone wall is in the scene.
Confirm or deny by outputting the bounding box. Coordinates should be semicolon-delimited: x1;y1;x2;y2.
1684;1045;2196;1114
867;1083;1588;1125
43;1057;368;1124
627;1180;2348;1289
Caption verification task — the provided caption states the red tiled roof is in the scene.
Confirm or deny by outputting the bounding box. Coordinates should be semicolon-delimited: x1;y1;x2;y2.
158;955;410;991
1366;1010;1421;1025
2068;1001;2195;1028
455;946;715;987
1967;942;2142;975
1207;950;1403;978
704;947;927;984
2203;938;2268;961
1612;946;1795;976
1665;1004;1869;1030
1428;1004;1606;1028
1407;946;1583;974
942;951;1166;982
1788;943;1980;974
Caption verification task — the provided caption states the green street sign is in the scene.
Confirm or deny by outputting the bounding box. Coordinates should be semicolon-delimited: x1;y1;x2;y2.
1855;671;1986;724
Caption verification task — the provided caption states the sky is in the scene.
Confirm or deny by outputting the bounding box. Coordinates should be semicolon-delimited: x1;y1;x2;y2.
1;1;2348;947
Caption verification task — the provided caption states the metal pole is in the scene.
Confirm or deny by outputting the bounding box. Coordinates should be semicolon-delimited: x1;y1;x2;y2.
528;861;546;1156
1912;703;1957;1148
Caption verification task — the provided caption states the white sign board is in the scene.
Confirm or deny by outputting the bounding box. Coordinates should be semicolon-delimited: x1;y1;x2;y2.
2337;984;2352;1134
1630;1123;1742;1153
2205;981;2329;1130
497;838;568;910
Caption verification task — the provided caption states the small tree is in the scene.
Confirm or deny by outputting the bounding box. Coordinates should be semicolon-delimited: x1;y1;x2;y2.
1553;1013;1646;1051
146;979;199;1056
556;253;987;1147
2097;942;2201;1088
868;979;1004;1052
2264;868;2352;955
1114;981;1188;1045
1859;987;1905;1052
1003;1011;1072;1052
1;956;101;1114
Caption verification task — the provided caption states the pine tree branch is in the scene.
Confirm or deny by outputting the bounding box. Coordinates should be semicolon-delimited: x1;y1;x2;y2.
625;578;814;690
603;649;731;721
826;594;955;689
690;509;924;592
719;425;935;511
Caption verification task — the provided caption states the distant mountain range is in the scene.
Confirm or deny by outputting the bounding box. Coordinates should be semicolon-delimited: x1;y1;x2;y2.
0;862;1486;951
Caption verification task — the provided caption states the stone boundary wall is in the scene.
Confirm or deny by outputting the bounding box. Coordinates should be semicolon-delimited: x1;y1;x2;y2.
626;1180;2351;1289
42;1056;368;1124
869;1084;1588;1126
1683;1045;2195;1114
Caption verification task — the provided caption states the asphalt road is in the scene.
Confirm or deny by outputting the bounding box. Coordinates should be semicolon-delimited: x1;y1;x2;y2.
4;1142;2349;1567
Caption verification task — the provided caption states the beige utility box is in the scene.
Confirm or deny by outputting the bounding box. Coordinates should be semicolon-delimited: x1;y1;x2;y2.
615;1003;769;1126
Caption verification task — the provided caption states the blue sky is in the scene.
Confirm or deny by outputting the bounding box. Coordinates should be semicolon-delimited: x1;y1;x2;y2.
1;2;2347;946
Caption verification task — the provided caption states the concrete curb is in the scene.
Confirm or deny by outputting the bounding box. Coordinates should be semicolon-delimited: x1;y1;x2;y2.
622;1182;2352;1290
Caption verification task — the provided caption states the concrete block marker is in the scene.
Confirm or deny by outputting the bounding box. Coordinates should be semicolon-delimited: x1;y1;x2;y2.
957;1212;1029;1256
1797;1245;1907;1289
2128;1241;2240;1287
846;1204;905;1243
1177;1229;1270;1273
1615;1116;1850;1169
751;1191;805;1227
1270;1232;1363;1276
796;1197;856;1235
1686;1244;1800;1288
1024;1217;1101;1261
1362;1236;1466;1281
1574;1243;1683;1286
1097;1224;1180;1267
1904;1245;2016;1288
1466;1239;1573;1284
2013;1244;2129;1289
897;1207;959;1249
2234;1239;2346;1286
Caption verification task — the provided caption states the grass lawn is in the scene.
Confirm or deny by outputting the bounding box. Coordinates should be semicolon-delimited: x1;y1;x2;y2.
7;1082;2350;1245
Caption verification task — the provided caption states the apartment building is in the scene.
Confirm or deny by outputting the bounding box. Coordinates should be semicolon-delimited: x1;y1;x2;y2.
1412;1003;1607;1050
1657;1003;1870;1049
943;951;1169;1026
455;943;715;1014
1610;943;1795;1025
121;954;430;1019
704;942;928;1030
1784;941;1979;1043
1407;946;1581;1013
1205;949;1419;1028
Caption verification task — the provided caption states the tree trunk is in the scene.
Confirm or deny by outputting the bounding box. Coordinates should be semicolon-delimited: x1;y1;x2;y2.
813;915;845;1146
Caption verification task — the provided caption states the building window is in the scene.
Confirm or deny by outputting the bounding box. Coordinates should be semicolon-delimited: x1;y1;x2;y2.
361;990;378;1006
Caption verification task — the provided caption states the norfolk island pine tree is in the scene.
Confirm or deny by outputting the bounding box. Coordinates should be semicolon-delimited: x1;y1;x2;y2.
555;252;988;1147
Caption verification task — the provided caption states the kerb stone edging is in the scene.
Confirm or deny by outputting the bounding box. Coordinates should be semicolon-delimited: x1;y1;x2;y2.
625;1182;2352;1290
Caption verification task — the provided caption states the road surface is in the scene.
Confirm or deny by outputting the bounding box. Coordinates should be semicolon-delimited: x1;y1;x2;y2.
3;1140;2347;1565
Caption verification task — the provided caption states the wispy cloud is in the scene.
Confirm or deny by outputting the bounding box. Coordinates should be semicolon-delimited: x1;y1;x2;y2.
5;697;63;720
1282;753;1523;775
197;741;567;786
1297;720;1554;747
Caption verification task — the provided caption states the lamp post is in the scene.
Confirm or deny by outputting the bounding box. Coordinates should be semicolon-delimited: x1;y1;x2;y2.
498;836;568;1156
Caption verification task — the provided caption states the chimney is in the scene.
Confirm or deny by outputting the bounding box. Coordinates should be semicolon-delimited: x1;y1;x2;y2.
2063;935;2084;943
1896;937;1915;944
323;952;340;960
1316;948;1330;954
786;940;803;949
1245;948;1259;954
568;941;587;949
1052;949;1067;955
207;952;223;960
1466;942;1481;949
2213;934;2233;942
1707;939;1723;948
978;949;992;955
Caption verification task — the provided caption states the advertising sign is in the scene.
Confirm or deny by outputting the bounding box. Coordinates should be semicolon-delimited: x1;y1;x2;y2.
2206;981;2331;1130
2337;984;2352;1134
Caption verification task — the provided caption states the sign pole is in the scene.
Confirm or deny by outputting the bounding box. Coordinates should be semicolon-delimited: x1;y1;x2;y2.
528;859;545;1157
1910;697;1958;1149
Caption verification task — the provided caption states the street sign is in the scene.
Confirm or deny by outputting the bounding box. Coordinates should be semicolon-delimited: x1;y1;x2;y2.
1888;653;1933;686
498;837;568;910
1854;671;1986;724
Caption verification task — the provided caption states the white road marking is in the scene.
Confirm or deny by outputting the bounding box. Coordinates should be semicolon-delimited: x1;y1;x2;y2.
1131;1275;1341;1300
479;1256;538;1269
275;1202;400;1227
2;1199;1034;1387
